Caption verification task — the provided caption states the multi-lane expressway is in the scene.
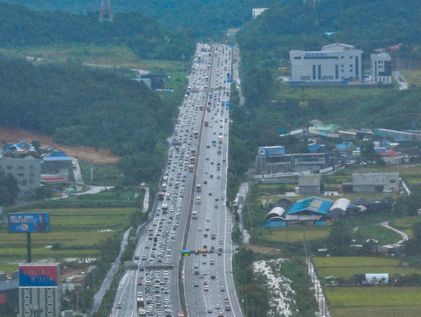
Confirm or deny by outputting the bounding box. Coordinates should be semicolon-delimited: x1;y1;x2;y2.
111;43;243;317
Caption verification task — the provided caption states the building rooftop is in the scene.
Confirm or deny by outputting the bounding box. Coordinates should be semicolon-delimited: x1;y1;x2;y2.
321;43;357;51
288;197;333;215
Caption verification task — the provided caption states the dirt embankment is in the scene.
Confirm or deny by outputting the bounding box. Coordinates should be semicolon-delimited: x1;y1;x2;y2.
0;127;120;164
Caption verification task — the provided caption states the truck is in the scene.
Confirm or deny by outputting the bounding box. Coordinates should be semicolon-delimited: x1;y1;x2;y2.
137;297;145;308
162;203;168;213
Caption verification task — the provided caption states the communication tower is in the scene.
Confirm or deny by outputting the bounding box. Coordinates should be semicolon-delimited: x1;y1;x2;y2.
303;0;320;9
99;0;113;23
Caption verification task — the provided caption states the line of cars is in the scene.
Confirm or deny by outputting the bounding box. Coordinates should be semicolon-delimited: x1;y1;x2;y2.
184;44;238;316
133;43;217;317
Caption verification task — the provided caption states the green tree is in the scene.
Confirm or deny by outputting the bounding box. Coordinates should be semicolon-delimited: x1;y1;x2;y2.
0;170;19;205
327;221;352;255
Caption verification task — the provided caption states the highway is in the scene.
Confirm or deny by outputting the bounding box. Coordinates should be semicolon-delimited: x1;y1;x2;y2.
111;43;243;317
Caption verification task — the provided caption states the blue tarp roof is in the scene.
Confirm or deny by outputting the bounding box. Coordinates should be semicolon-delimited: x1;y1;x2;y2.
43;156;72;161
288;197;333;215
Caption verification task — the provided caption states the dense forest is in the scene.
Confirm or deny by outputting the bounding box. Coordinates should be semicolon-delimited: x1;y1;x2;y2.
0;0;282;37
0;3;194;60
0;57;176;184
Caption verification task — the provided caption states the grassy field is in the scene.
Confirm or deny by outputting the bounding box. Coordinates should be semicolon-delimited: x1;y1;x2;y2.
0;44;141;67
326;287;421;317
257;226;330;243
0;207;135;273
0;44;188;94
274;83;386;103
402;69;421;87
314;256;421;279
391;215;421;238
354;224;402;245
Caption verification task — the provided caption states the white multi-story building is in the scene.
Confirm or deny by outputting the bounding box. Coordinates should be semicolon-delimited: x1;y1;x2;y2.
371;52;392;84
0;156;40;193
290;43;363;83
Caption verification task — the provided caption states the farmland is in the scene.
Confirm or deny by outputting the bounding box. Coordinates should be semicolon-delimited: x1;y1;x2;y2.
0;207;136;273
256;226;330;244
326;287;421;317
314;256;421;279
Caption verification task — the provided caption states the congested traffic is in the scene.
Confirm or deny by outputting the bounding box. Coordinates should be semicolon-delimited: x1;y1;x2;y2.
112;43;242;317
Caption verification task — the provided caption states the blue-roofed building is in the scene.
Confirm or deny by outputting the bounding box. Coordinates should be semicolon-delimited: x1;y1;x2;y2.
284;197;333;225
41;154;75;183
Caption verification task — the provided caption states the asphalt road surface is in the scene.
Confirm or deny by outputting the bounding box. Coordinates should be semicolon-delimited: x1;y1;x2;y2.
111;43;243;317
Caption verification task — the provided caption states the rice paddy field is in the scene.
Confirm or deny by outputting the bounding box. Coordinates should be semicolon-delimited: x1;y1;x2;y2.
314;257;421;317
314;256;421;279
326;287;421;317
0;207;135;273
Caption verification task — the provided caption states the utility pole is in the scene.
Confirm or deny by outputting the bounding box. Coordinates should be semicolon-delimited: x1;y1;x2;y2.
99;0;113;23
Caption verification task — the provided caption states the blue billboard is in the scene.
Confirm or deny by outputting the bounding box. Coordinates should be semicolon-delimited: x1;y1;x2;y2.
8;212;50;233
19;264;58;287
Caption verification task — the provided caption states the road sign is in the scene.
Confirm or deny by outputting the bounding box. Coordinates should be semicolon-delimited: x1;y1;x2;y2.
8;212;50;233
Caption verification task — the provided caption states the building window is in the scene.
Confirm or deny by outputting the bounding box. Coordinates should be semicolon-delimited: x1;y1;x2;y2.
18;173;25;177
18;166;24;170
312;65;316;80
6;166;12;170
294;56;302;60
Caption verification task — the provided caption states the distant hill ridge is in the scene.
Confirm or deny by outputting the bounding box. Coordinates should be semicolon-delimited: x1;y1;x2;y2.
0;2;193;60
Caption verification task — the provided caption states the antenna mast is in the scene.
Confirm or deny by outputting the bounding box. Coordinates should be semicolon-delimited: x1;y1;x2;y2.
99;0;113;23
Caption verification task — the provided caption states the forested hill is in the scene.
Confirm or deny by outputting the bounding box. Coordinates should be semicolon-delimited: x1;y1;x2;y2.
0;3;193;60
0;0;282;37
238;0;421;68
0;57;175;184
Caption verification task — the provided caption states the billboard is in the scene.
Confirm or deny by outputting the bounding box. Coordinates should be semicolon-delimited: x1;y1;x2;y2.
19;264;59;287
8;212;50;233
